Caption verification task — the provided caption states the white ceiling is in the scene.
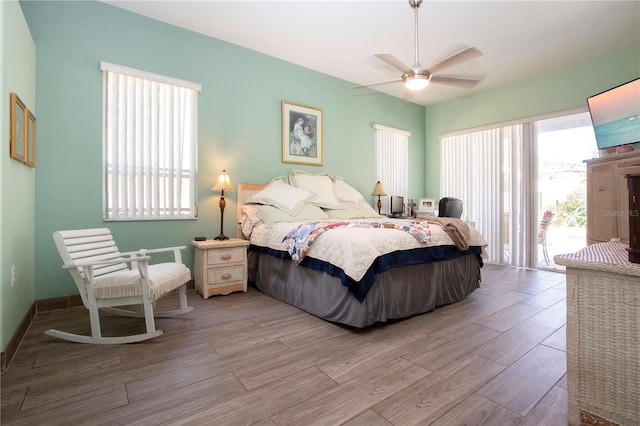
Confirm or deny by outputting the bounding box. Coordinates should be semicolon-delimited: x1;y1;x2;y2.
102;0;640;106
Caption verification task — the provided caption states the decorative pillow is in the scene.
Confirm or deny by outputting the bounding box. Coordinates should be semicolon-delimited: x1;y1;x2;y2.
240;205;264;238
269;175;288;185
324;200;381;219
240;203;329;237
357;200;381;218
288;169;310;182
289;170;342;209
254;204;329;224
246;181;315;215
332;178;365;206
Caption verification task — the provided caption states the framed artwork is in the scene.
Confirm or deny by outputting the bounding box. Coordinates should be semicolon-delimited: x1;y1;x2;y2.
10;93;26;163
282;100;323;166
25;109;37;167
418;197;436;213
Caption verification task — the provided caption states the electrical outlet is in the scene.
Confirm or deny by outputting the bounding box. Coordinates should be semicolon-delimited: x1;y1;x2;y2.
11;266;16;287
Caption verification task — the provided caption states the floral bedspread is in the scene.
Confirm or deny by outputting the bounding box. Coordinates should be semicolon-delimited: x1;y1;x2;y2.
283;220;432;263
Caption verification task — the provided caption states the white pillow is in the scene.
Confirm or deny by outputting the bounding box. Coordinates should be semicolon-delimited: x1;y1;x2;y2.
269;175;289;185
289;171;342;209
356;199;381;218
332;178;365;206
324;200;381;219
240;205;264;238
253;204;329;224
246;181;315;215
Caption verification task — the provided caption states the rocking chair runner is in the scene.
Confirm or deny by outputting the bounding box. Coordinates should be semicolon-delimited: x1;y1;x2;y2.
48;228;193;344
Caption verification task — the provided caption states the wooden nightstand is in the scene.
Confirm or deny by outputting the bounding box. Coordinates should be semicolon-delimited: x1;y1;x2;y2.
192;238;250;299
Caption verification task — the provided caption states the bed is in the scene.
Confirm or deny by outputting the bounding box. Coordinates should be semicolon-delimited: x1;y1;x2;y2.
236;172;488;328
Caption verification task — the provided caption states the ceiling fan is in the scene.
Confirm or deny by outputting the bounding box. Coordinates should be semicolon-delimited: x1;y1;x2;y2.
355;0;483;92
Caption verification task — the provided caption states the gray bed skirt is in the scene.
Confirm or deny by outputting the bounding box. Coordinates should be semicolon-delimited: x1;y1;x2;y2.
248;252;481;328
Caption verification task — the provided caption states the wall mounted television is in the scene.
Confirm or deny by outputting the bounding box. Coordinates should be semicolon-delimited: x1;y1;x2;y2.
587;78;640;150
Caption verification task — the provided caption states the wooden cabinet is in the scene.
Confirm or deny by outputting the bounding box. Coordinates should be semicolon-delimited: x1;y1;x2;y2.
192;238;250;299
627;174;640;263
585;151;640;245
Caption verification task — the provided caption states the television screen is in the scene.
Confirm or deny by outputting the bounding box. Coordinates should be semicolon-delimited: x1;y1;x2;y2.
390;196;404;216
587;78;640;150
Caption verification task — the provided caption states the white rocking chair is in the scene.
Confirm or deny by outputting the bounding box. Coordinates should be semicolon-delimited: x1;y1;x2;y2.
47;228;194;344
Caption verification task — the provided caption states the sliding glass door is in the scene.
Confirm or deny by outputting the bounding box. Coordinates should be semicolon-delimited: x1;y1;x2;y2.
440;110;595;269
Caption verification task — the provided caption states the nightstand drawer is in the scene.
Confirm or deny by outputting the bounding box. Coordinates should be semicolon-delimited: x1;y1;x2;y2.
207;247;246;265
207;265;245;285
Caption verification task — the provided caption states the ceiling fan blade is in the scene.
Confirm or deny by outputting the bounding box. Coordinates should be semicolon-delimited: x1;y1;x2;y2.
375;53;411;73
426;47;483;75
430;76;482;89
353;78;404;89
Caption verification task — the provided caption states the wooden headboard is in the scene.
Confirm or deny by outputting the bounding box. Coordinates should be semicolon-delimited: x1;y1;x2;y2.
236;183;267;239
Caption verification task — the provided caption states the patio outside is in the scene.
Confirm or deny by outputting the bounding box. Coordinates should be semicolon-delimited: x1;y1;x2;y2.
536;116;599;271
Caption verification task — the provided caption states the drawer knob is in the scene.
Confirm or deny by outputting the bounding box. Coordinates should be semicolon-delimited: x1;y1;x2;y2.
221;254;232;260
221;273;232;280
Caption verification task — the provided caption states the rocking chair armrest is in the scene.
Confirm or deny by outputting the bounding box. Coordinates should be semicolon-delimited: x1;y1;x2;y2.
63;255;152;269
121;245;186;256
143;245;186;254
121;245;187;264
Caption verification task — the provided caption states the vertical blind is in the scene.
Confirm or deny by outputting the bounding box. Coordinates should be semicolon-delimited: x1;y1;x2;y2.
508;123;537;267
374;124;409;214
440;125;535;267
101;62;201;220
441;129;504;263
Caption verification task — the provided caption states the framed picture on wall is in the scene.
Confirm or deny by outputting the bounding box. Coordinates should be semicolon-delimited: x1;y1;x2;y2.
25;109;37;167
10;92;27;163
418;198;436;213
282;100;323;166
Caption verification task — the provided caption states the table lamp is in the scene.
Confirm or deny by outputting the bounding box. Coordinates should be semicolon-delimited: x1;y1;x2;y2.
212;170;234;240
371;181;387;215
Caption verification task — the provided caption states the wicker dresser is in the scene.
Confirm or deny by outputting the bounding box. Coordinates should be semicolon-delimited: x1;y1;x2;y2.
555;241;639;426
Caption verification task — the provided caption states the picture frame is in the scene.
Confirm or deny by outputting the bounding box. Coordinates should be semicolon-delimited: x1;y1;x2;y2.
282;100;323;166
418;197;436;213
10;92;27;163
25;109;37;167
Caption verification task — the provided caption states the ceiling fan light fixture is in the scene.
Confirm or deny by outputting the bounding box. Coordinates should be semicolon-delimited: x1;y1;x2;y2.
356;0;484;96
404;74;430;91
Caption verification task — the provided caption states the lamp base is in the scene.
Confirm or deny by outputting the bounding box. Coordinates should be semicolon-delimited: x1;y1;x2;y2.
214;233;229;241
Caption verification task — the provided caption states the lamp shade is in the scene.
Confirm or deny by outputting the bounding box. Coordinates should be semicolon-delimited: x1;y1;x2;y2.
212;170;233;193
371;181;387;196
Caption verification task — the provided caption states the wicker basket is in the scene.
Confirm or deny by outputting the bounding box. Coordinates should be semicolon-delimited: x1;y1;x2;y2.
555;241;640;426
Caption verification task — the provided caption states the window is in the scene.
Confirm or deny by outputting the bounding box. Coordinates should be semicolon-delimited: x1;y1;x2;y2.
101;62;201;220
374;124;409;214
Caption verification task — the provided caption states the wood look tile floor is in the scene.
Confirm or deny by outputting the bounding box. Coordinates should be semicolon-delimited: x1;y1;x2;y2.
1;264;568;425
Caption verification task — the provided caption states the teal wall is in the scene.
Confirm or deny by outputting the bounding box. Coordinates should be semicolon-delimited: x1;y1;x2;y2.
424;44;640;198
19;1;426;301
1;0;36;352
